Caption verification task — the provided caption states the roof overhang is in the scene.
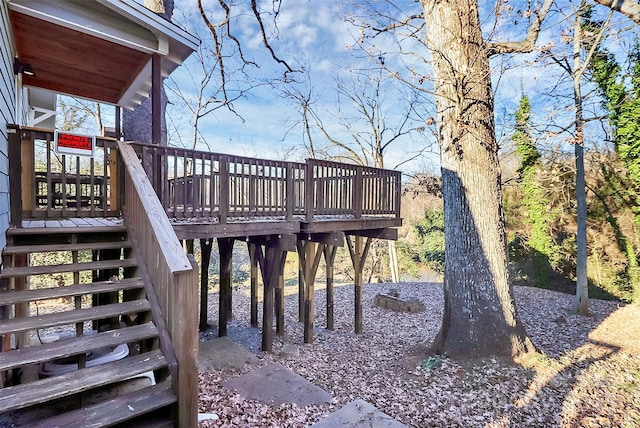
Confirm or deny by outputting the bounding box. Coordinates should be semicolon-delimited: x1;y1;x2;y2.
7;0;198;109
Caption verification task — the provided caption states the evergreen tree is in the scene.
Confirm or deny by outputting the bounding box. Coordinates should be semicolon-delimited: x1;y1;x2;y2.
513;94;559;288
585;14;640;301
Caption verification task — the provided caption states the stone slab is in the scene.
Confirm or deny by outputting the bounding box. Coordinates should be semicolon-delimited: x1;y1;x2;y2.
222;363;332;407
198;336;260;372
311;399;407;428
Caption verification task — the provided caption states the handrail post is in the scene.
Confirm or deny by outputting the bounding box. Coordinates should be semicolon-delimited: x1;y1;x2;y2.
7;125;22;227
285;163;293;221
353;166;363;219
109;144;120;215
219;155;229;224
394;171;402;218
171;257;199;428
305;159;314;223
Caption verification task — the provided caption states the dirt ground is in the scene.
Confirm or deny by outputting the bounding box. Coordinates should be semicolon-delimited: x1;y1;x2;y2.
198;282;640;427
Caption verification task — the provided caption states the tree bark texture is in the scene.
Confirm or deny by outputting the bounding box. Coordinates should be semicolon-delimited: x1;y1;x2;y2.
573;7;589;315
421;0;533;358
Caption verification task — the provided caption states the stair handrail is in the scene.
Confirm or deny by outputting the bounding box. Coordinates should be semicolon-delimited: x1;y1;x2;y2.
117;141;198;428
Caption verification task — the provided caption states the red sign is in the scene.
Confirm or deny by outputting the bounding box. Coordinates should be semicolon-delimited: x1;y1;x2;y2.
55;131;95;156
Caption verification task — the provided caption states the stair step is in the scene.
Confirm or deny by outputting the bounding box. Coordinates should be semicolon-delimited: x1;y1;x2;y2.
0;299;151;335
0;277;144;305
7;225;127;236
26;381;175;428
0;349;167;413
3;240;132;255
0;258;137;279
0;322;158;372
27;381;176;428
136;419;177;428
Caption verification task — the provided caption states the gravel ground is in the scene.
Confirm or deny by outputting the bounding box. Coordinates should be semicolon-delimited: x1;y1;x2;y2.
198;282;640;427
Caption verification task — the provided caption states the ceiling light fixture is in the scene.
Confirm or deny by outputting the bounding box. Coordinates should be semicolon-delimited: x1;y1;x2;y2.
14;58;35;77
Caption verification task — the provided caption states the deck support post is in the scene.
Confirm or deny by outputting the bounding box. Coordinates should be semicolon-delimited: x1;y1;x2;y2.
346;234;372;335
261;247;275;352
7;125;22;227
151;53;164;200
184;239;194;254
248;241;259;328
199;238;213;331
297;232;343;340
251;235;291;352
275;253;286;336
262;237;289;351
151;53;162;146
324;245;337;330
217;237;234;337
297;238;323;344
92;248;122;331
11;254;29;350
297;258;305;323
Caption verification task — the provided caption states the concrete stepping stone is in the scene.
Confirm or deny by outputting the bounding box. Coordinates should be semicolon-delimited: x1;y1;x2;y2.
311;399;407;428
198;336;259;372
222;363;332;407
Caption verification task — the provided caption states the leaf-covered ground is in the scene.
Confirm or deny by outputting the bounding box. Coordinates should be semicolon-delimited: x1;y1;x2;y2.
198;283;640;427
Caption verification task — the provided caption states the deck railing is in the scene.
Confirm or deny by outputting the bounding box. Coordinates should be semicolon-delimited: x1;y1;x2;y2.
8;126;120;225
129;141;401;223
130;142;307;221
305;159;401;221
8;126;402;224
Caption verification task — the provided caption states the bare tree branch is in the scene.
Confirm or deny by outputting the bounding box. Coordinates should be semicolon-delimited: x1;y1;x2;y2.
251;0;297;77
593;0;640;22
487;0;555;56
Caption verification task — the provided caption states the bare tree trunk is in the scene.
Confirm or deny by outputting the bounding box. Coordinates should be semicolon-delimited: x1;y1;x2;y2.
573;4;589;315
144;0;174;19
421;0;533;358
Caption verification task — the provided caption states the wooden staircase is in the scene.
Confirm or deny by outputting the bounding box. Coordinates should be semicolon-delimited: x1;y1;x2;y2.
0;224;178;427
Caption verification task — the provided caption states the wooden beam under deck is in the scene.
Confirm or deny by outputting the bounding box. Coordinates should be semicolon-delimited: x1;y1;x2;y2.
173;218;399;241
301;218;402;234
172;221;300;241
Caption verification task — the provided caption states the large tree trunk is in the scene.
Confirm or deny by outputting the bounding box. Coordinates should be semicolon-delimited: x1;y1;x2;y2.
421;0;534;358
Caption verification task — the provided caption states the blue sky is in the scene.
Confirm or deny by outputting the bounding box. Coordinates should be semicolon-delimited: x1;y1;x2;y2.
165;0;440;174
62;0;640;179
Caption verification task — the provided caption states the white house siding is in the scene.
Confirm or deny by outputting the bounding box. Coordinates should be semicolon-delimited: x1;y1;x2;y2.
0;0;16;254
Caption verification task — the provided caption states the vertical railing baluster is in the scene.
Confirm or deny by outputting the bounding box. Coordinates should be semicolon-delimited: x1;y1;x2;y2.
90;149;96;216
61;154;67;217
305;159;314;222
394;171;401;218
286;162;293;220
75;154;80;217
46;138;52;218
172;148;178;217
210;155;216;217
219;155;229;223
353;166;363;219
189;149;196;216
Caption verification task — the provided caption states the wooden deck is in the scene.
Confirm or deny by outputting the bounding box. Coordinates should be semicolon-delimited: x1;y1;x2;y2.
9;126;402;237
3;125;403;426
6;125;403;342
18;217;124;229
